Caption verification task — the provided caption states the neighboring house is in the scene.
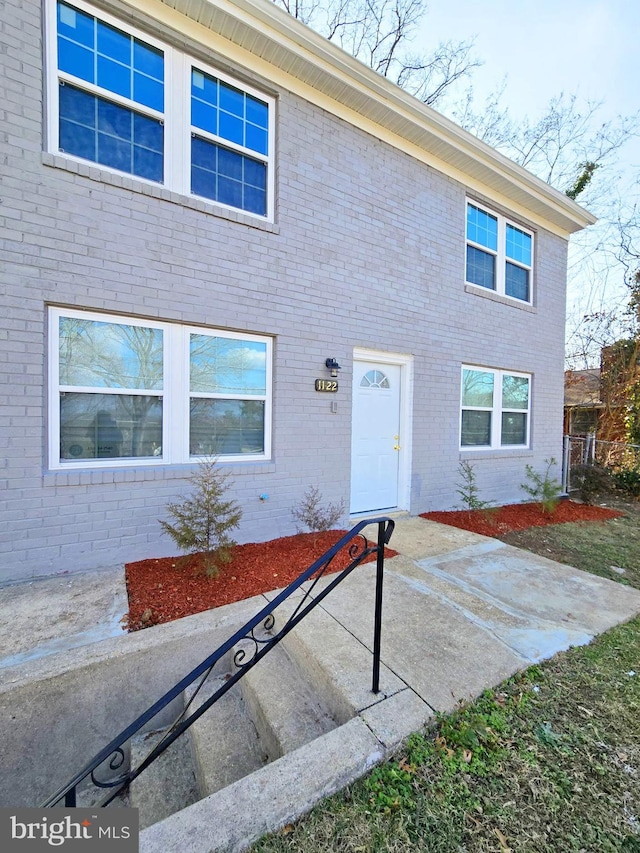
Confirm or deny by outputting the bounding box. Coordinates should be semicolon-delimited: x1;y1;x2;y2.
564;343;640;442
564;369;602;436
1;0;595;583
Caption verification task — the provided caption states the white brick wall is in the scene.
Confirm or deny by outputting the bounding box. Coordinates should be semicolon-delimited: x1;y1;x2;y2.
0;0;569;581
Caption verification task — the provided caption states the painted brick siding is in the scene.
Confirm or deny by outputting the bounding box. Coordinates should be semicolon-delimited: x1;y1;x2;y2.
0;0;569;581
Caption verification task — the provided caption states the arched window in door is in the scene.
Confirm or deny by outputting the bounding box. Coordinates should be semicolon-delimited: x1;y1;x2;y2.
360;369;390;389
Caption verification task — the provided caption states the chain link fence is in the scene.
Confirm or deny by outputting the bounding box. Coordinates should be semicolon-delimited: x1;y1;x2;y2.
562;435;640;494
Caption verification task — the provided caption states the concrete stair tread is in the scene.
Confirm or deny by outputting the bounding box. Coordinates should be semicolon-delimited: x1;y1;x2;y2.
185;674;267;797
237;641;337;759
129;728;199;830
264;592;406;723
140;716;386;853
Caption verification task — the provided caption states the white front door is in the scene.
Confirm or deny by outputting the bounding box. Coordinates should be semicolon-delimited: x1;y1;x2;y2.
350;361;402;513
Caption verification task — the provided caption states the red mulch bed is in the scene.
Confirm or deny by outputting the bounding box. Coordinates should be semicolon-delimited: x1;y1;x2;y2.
125;530;397;632
421;500;623;538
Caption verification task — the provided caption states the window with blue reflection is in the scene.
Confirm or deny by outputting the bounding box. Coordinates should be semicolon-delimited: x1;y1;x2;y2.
189;333;267;457
219;111;243;147
97;21;129;65
506;224;532;266
191;68;269;156
191;97;217;136
467;204;498;251
59;84;163;182
57;1;164;112
58;1;93;43
220;83;244;118
190;335;266;395
59;316;163;389
191;136;266;215
505;262;529;302
54;3;274;214
466;201;533;303
246;96;268;129
466;245;495;290
245;124;268;156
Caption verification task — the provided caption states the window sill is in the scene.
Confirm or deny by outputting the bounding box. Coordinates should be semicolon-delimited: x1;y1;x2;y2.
42;152;280;234
43;461;276;487
465;284;536;313
459;448;534;460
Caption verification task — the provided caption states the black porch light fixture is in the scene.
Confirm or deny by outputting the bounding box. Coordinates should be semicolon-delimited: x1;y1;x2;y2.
325;357;342;378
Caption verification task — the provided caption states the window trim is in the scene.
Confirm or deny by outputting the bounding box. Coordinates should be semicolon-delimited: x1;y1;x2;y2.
459;365;531;451
48;306;273;470
45;0;276;221
465;199;534;305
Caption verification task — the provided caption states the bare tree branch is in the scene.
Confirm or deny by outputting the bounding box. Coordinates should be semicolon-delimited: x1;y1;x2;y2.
272;0;480;107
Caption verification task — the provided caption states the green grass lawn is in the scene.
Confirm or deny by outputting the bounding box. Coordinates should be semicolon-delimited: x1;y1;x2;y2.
254;498;640;853
501;499;640;590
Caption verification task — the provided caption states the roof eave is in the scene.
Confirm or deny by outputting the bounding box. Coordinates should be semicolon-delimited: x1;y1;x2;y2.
156;0;595;235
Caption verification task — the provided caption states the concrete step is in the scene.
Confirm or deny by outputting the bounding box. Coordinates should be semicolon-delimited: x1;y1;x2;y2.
266;589;407;724
237;641;337;760
129;727;199;830
133;579;408;830
185;673;267;797
140;715;387;853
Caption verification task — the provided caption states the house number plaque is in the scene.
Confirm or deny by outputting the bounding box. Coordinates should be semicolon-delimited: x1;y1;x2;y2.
315;379;339;392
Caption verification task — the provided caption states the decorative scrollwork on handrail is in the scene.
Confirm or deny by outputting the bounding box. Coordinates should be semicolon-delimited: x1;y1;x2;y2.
233;612;276;668
348;533;368;562
90;749;127;789
41;517;394;809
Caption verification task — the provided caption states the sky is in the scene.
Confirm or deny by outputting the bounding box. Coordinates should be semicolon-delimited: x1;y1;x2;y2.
419;0;640;361
423;0;638;127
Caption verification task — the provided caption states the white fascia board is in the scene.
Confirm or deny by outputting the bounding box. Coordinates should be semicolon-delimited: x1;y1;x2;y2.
121;0;596;237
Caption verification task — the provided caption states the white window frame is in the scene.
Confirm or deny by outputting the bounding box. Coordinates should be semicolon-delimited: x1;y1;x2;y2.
45;0;276;221
48;307;273;469
460;365;531;450
465;199;534;305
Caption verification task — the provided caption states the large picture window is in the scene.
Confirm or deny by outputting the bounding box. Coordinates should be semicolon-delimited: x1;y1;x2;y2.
48;0;275;219
460;366;531;449
49;308;272;468
466;201;533;303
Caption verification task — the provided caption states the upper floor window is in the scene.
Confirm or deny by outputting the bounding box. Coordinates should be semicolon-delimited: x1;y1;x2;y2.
460;366;531;449
48;307;273;469
466;201;533;304
48;1;275;219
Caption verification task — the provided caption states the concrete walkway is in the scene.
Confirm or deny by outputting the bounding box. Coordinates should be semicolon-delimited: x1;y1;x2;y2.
2;516;637;677
2;516;640;852
0;564;128;669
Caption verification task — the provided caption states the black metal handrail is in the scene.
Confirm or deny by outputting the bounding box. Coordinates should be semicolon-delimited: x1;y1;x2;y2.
42;517;394;808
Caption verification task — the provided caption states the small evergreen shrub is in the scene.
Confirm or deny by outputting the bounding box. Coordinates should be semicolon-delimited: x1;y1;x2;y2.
291;486;345;540
456;461;493;511
160;458;243;576
521;458;561;514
